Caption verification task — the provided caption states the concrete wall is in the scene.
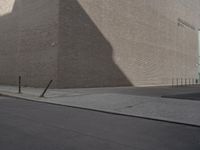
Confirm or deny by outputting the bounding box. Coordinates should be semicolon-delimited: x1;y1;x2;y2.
57;0;131;88
0;0;199;88
57;0;200;88
0;0;19;85
0;0;59;87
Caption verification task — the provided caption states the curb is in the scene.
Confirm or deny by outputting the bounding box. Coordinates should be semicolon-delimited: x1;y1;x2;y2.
1;92;200;128
0;93;40;101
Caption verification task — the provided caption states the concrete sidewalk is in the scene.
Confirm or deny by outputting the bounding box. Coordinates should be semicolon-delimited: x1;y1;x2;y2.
0;85;200;126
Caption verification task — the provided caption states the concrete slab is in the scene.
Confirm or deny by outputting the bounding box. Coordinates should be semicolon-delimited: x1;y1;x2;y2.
0;85;200;126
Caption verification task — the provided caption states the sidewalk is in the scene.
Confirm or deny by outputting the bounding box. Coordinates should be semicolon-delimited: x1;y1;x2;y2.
0;85;200;126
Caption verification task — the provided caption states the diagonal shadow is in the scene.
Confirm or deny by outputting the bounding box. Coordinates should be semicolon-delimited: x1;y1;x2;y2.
58;0;132;88
0;0;132;88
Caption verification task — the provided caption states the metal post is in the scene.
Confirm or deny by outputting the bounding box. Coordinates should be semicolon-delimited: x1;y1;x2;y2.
181;78;183;86
18;76;21;94
185;78;187;86
40;80;53;97
176;78;179;87
172;78;174;87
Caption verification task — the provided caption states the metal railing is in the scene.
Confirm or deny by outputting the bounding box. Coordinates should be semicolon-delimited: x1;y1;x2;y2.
172;78;200;87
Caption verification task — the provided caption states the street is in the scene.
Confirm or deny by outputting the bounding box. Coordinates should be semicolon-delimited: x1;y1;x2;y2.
0;96;200;150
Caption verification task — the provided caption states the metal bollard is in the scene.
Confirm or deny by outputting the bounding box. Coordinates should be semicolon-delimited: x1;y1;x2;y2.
196;79;198;85
18;76;22;94
185;78;187;86
180;78;183;86
40;80;53;97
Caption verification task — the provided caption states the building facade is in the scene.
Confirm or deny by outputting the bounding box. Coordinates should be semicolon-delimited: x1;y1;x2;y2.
0;0;200;88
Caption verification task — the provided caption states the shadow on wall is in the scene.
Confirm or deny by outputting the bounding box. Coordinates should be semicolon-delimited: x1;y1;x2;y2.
0;0;132;88
0;0;58;87
0;0;19;85
58;0;132;88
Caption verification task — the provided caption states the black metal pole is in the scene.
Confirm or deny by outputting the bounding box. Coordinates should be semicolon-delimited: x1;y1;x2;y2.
185;78;187;86
18;76;21;94
176;78;179;87
40;80;53;97
181;78;183;86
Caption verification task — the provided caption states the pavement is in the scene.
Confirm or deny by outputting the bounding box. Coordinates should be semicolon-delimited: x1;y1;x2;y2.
0;96;200;150
0;85;200;126
163;92;200;100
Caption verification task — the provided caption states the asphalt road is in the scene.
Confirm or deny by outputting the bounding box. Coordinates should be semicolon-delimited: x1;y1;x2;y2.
163;92;200;101
0;96;200;150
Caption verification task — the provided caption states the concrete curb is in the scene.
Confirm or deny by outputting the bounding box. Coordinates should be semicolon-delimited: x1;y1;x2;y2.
1;92;200;128
0;92;41;101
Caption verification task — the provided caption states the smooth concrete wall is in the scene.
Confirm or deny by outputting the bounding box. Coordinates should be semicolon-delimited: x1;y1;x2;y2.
0;0;199;88
0;0;59;87
57;0;200;88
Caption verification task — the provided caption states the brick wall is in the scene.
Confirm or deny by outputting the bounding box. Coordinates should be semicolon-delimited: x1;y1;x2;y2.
57;0;200;88
0;0;199;88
